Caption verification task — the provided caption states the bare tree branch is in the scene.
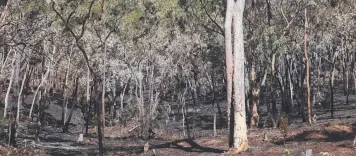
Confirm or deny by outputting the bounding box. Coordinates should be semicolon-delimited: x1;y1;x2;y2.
199;0;224;36
51;0;95;74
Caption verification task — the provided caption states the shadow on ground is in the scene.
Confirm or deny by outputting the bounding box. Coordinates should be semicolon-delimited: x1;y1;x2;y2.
273;123;356;145
153;139;225;153
103;138;225;155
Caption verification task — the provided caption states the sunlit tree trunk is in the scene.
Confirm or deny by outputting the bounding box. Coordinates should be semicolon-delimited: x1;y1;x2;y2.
224;0;234;147
250;61;259;128
4;52;16;118
250;65;267;129
17;63;28;124
225;0;248;152
29;44;52;118
8;48;21;146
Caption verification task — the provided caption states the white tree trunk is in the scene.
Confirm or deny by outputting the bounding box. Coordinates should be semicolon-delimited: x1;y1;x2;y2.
213;112;217;137
288;60;294;109
4;52;16;118
85;65;91;134
17;63;29;124
29;44;55;118
28;64;49;118
63;52;71;125
226;0;248;152
224;0;234;147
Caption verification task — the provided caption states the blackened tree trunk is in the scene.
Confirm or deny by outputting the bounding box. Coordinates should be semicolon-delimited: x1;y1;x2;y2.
101;42;107;131
94;75;104;156
63;75;79;132
85;67;91;135
329;46;338;119
304;8;312;124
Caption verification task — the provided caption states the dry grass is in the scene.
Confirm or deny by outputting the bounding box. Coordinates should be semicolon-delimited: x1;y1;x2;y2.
197;138;224;146
265;147;284;154
305;132;328;140
104;120;141;138
325;124;353;134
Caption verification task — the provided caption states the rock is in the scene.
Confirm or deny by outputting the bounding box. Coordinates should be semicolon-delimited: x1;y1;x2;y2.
312;114;317;123
246;148;253;153
306;149;312;156
77;133;83;142
319;152;330;156
152;149;156;155
144;142;149;153
263;132;268;142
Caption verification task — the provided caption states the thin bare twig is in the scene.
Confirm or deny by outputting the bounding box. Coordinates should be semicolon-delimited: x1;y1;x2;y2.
199;0;224;36
51;0;95;73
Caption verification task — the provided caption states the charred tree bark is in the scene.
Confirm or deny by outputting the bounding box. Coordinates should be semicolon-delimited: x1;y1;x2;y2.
101;43;107;131
226;0;248;152
271;53;279;128
85;67;91;135
29;64;50;118
250;62;259;128
297;62;306;122
224;0;234;147
330;63;336;119
250;65;267;128
287;58;294;111
304;8;312;124
96;80;104;156
346;70;350;105
329;46;338;119
63;75;79;132
16;63;28;126
330;75;334;119
61;69;69;128
352;50;356;95
8;49;21;147
211;69;223;126
90;75;104;155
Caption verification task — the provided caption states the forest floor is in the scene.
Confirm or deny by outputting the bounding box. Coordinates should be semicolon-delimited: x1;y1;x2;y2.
2;118;356;156
1;84;356;155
